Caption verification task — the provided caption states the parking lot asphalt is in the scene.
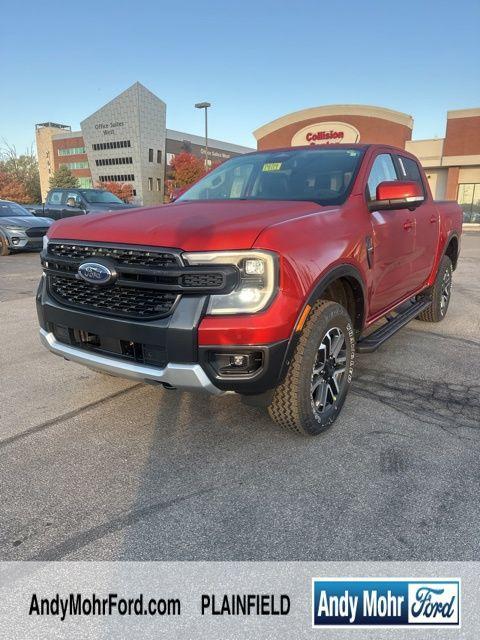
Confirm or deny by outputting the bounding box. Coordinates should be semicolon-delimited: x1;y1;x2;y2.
0;233;479;562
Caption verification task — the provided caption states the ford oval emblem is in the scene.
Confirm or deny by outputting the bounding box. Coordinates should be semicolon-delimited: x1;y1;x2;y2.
78;262;114;285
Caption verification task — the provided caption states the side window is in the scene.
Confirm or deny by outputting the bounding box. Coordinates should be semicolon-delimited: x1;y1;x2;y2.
66;191;80;205
397;156;425;195
367;154;398;200
48;190;63;205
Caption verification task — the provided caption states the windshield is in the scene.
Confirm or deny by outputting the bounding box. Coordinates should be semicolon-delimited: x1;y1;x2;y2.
177;148;364;206
0;202;33;217
80;189;124;204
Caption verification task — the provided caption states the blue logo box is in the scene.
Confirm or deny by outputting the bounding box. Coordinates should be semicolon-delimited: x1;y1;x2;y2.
312;578;460;628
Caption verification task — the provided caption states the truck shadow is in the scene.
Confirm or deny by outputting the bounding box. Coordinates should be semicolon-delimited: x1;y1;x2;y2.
118;386;290;560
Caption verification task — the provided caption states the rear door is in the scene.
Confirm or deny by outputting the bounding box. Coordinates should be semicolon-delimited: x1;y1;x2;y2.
395;154;438;286
367;153;417;316
43;190;64;220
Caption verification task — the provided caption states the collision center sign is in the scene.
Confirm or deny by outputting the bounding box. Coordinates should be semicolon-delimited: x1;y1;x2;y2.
291;121;360;146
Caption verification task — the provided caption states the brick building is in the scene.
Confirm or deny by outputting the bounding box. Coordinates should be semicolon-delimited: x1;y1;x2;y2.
254;105;480;221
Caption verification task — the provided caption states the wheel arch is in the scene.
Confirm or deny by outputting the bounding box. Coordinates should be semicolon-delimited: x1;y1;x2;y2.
277;264;366;385
444;232;460;270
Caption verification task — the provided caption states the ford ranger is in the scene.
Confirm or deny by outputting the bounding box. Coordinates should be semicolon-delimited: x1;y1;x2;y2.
37;144;462;435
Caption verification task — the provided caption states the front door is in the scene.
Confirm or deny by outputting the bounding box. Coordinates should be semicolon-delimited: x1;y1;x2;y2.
61;192;86;219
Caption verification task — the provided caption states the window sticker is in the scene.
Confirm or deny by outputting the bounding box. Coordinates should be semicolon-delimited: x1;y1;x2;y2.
262;162;282;172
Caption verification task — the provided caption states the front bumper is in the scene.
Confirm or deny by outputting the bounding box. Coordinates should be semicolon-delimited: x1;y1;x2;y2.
39;328;223;394
5;230;43;250
37;276;288;395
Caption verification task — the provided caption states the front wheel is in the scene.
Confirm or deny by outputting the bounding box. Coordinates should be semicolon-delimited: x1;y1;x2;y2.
0;235;10;256
417;255;452;322
268;300;355;435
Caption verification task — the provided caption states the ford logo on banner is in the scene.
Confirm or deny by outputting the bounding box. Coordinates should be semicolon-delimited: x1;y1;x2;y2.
312;578;460;628
78;262;115;285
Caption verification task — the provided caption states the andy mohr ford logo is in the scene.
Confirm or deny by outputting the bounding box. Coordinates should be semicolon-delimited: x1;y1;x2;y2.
312;578;460;628
78;262;115;285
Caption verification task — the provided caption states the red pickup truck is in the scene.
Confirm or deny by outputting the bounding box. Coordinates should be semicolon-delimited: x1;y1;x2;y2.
37;144;462;435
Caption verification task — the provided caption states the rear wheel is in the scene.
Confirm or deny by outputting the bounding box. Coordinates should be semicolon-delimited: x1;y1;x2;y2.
417;256;452;322
0;235;10;256
268;300;355;435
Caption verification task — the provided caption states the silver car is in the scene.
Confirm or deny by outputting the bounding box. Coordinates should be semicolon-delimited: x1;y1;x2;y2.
0;200;53;256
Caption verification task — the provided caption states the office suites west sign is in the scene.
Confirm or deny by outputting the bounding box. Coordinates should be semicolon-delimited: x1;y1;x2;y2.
291;121;360;146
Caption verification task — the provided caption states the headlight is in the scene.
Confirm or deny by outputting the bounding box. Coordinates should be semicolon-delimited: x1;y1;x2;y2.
42;235;49;252
4;226;25;233
183;250;278;314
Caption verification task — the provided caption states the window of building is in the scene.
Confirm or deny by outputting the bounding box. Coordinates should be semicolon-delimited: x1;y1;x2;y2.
95;157;133;167
157;150;162;164
60;161;89;170
397;155;425;194
457;183;480;223
367;154;398;200
148;177;153;191
149;148;154;162
58;146;86;156
98;174;135;182
156;178;162;191
92;140;131;151
78;177;93;188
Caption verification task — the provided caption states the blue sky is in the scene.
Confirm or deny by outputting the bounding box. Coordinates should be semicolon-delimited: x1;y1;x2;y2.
2;0;479;153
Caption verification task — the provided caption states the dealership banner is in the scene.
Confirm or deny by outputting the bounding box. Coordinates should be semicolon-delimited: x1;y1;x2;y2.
0;562;477;638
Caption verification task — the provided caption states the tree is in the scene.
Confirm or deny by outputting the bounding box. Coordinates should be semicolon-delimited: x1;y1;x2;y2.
168;152;206;189
49;165;79;189
0;171;31;203
95;181;134;203
0;140;41;203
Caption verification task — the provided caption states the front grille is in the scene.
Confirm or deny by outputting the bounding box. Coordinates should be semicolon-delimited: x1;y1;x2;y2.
48;243;179;268
26;227;48;238
49;275;177;319
44;242;237;321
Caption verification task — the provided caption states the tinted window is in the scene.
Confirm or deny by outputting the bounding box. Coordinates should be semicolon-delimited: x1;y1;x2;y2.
178;148;364;206
66;191;81;204
0;202;33;217
79;189;123;204
367;154;398;200
397;156;425;194
48;191;64;204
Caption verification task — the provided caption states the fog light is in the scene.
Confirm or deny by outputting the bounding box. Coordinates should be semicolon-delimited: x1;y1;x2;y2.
208;351;264;376
11;237;20;245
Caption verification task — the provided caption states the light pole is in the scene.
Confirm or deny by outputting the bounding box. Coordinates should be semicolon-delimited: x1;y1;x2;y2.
195;102;211;170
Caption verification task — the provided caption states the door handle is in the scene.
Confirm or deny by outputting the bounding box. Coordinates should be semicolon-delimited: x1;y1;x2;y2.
403;219;414;231
430;215;437;224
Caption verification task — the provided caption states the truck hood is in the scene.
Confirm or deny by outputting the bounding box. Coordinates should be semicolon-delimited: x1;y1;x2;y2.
47;200;322;251
0;216;53;228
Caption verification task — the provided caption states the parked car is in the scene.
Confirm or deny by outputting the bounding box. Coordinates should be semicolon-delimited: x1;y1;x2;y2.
37;144;462;435
0;200;53;256
36;188;136;221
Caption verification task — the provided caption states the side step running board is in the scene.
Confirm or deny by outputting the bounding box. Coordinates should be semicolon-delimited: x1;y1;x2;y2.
357;299;431;353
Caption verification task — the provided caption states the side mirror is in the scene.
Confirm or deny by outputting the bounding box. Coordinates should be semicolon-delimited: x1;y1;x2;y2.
369;181;424;211
66;196;78;207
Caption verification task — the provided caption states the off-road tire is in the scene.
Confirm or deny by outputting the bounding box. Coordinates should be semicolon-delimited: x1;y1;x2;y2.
0;235;10;256
417;255;452;322
268;300;355;435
